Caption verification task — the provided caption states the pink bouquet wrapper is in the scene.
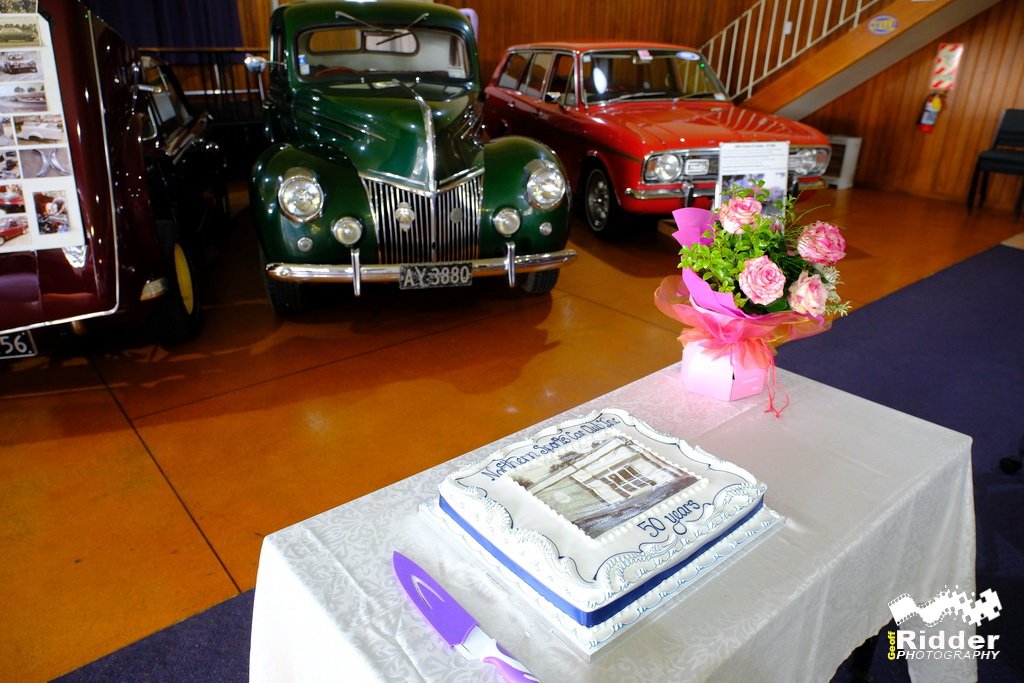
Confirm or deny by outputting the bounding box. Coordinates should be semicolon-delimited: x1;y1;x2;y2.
655;271;829;411
658;208;831;412
659;208;835;411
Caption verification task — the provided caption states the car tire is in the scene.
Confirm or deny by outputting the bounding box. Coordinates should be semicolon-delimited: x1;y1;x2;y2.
148;219;201;346
262;248;307;315
519;269;559;294
583;165;626;238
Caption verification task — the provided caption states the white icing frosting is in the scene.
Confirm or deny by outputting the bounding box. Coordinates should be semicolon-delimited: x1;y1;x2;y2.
438;409;767;624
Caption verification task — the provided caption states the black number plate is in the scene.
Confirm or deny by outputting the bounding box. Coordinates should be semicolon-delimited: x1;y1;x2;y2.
398;262;473;290
0;330;37;359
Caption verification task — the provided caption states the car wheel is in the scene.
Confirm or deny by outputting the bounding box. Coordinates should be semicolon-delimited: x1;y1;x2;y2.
583;165;626;238
148;219;201;346
261;248;307;315
519;269;559;294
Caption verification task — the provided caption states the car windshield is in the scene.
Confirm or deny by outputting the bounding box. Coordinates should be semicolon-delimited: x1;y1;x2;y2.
295;23;471;83
581;49;727;104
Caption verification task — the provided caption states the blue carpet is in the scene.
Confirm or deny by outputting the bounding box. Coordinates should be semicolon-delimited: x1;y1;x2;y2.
56;246;1024;682
784;245;1024;683
53;591;253;683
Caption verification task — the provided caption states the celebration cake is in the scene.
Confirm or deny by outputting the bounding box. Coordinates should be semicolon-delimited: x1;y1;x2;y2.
436;408;779;652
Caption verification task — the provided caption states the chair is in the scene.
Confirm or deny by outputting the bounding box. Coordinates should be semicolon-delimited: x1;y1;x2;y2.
967;109;1024;219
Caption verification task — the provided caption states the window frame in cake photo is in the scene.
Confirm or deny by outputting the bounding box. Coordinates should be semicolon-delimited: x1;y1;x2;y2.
510;434;702;540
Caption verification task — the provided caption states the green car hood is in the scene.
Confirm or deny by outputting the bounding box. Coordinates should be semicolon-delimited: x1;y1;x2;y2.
290;81;482;190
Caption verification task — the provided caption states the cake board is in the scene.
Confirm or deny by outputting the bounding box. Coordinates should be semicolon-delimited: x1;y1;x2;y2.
422;498;784;661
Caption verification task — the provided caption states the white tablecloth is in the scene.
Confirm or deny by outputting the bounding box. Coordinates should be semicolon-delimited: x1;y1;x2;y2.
250;366;976;682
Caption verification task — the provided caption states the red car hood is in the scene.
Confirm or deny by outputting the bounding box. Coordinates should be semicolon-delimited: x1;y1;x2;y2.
598;101;828;149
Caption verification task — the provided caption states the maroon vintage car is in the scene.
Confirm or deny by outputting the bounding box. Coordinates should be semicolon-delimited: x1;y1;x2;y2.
0;0;227;359
482;42;832;237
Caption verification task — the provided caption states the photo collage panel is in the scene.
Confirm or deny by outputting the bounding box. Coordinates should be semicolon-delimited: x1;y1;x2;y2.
0;2;84;254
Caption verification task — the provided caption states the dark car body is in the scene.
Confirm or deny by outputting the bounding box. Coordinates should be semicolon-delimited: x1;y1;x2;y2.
0;0;227;359
482;41;832;236
248;1;574;314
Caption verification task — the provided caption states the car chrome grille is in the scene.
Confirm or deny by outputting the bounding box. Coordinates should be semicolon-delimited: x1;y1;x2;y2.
363;175;482;264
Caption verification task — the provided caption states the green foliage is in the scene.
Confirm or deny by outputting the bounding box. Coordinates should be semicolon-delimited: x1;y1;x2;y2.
677;183;849;316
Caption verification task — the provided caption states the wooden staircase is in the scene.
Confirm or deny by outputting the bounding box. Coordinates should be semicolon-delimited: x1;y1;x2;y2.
730;0;1003;118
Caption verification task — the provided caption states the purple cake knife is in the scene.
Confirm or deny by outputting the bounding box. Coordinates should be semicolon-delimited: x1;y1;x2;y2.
392;551;539;682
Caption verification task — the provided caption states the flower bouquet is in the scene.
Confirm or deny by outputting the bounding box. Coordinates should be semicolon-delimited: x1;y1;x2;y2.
655;185;849;415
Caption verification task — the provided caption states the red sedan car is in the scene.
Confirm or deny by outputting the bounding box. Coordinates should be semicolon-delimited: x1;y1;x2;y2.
482;41;832;236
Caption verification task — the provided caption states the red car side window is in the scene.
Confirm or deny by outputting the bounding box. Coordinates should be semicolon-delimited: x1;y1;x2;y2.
550;54;574;105
497;52;529;90
522;52;552;99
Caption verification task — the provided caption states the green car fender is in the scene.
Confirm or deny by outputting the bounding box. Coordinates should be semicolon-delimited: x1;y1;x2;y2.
250;142;378;263
480;136;571;258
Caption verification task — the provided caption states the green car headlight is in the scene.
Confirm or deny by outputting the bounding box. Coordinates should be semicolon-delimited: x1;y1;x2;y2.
493;207;521;236
644;153;682;182
278;167;324;223
331;217;363;246
789;147;831;176
525;160;566;210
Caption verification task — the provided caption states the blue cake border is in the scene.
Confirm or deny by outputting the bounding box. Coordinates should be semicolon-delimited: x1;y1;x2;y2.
438;493;764;628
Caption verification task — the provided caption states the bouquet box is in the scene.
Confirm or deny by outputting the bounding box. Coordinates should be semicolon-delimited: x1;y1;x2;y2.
681;340;766;401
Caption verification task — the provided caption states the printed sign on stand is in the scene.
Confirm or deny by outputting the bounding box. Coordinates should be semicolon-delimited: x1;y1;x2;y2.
717;141;789;210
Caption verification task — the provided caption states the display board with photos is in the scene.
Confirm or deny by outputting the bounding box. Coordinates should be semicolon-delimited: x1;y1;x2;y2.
716;141;790;211
0;0;84;254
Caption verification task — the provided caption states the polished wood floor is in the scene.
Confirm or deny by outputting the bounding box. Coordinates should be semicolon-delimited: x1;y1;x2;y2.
1;187;1021;682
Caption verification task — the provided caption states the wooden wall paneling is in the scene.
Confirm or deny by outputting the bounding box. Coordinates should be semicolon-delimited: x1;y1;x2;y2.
801;0;1024;210
236;0;272;49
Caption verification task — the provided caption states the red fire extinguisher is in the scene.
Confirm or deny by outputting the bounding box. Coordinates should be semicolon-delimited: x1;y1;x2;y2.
918;92;945;132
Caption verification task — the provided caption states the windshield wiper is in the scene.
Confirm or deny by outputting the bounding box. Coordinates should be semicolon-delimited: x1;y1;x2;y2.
377;13;428;45
676;92;722;101
604;90;668;103
335;11;380;30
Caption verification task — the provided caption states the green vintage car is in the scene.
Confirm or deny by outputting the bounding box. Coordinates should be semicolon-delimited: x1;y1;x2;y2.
247;0;575;314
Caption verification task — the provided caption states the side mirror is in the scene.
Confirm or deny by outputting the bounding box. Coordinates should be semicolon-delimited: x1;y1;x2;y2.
245;54;268;73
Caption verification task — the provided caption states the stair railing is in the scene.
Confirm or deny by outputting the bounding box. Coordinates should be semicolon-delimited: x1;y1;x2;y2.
701;0;884;101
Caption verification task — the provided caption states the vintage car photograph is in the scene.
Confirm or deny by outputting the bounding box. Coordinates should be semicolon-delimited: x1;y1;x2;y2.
15;114;64;142
1;50;38;76
481;41;832;237
246;0;575;314
0;214;28;245
0;22;39;47
0;0;227;359
0;182;23;212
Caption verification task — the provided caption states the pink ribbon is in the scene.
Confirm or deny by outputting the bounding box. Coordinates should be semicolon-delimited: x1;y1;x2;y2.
655;273;830;417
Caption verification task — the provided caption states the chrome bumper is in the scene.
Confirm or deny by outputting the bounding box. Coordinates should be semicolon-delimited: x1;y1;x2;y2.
266;245;577;296
626;176;826;206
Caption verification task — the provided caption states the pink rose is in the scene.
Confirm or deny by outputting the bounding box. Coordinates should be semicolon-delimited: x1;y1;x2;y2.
738;255;785;305
718;197;762;234
797;221;846;264
787;271;828;316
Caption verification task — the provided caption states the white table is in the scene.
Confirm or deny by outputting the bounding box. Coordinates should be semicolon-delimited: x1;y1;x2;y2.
250;366;976;682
